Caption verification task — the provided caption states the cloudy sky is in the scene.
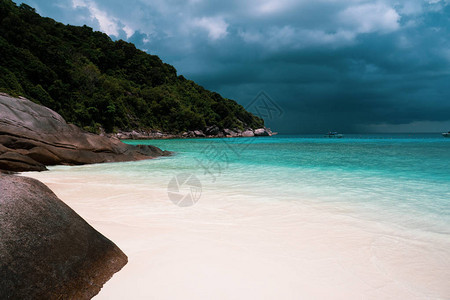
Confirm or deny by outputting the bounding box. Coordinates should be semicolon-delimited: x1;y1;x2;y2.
19;0;450;133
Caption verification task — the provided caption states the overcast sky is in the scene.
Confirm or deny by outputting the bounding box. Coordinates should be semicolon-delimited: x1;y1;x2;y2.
19;0;450;133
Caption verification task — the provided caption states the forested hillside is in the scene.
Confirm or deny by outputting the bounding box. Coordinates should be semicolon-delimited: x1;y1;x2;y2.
0;0;264;133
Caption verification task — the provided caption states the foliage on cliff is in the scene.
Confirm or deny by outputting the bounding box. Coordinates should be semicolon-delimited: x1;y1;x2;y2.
0;0;264;133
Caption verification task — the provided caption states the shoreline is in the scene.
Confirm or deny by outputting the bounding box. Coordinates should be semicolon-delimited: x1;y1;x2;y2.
104;127;276;140
22;162;450;300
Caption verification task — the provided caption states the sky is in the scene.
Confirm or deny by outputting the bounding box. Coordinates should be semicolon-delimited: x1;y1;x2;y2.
19;0;450;133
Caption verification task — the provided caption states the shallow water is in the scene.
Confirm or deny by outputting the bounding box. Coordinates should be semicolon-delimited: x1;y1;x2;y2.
25;134;450;299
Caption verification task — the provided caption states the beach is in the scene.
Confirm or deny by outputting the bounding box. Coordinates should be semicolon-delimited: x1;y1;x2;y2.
2;0;449;297
24;135;450;299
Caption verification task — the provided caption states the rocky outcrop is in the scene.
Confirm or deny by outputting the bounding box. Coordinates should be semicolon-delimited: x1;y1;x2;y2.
223;128;239;137
0;174;128;299
192;130;204;137
112;127;275;140
241;130;255;137
0;151;47;172
254;128;272;136
0;93;171;172
115;130;176;139
205;125;220;136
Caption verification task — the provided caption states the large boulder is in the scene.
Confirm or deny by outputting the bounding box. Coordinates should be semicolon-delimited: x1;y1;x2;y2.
0;152;47;172
0;93;171;172
0;174;128;299
241;130;255;137
254;128;272;136
223;129;238;137
204;125;220;136
193;130;205;137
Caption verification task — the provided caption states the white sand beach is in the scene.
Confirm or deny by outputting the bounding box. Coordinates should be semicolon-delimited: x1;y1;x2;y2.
24;166;450;300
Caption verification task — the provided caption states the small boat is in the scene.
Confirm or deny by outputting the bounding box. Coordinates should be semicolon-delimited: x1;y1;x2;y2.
324;131;343;138
442;131;450;138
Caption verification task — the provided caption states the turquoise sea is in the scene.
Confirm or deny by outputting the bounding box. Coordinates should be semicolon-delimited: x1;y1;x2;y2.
126;133;450;233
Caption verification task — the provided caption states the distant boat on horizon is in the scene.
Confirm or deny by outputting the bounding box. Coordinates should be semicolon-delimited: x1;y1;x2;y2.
442;131;450;138
324;131;344;138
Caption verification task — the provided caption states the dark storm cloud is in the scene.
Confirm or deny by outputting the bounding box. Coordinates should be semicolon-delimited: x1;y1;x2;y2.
20;0;450;132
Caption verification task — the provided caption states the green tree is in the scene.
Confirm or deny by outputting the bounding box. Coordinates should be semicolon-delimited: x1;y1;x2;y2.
0;0;264;133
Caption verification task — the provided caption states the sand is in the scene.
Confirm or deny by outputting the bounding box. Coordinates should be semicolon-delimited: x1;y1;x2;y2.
23;170;450;300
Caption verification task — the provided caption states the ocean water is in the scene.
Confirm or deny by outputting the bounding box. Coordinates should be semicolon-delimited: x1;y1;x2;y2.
24;134;450;299
126;134;450;230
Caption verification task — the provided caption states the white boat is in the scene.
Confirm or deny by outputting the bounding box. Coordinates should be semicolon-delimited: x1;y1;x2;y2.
442;132;450;138
324;131;343;138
